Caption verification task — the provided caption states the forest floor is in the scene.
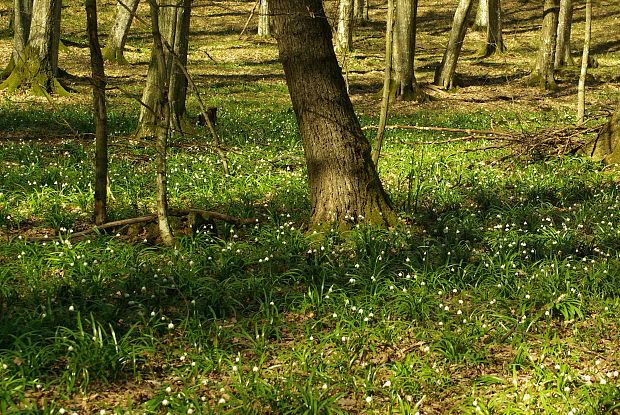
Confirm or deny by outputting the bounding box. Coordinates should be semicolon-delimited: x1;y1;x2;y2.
1;0;620;414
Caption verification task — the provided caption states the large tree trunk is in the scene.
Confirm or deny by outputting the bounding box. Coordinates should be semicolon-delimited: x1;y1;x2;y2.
258;0;270;37
582;102;620;164
529;0;559;90
480;0;504;57
85;0;108;225
472;0;487;30
389;0;423;101
434;0;474;89
1;0;33;79
554;0;573;67
137;0;191;137
0;0;68;96
271;0;397;229
353;0;368;24
335;0;354;52
102;0;140;65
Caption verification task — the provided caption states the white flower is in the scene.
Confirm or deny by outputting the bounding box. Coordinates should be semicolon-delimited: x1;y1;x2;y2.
365;396;372;403
167;323;174;329
68;305;75;312
162;399;169;406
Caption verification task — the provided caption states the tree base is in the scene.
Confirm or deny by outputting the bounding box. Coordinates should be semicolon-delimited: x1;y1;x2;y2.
478;41;507;58
526;72;559;91
102;45;130;65
0;46;71;97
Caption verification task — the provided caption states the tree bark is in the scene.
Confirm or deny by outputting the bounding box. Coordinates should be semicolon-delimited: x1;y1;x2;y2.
529;0;559;90
0;0;68;96
271;0;397;229
389;0;423;101
480;0;504;57
102;0;140;65
258;0;270;37
85;0;108;225
335;0;354;52
1;0;33;79
472;0;487;31
577;0;591;124
434;0;474;89
148;0;174;246
555;0;573;67
582;102;620;164
137;0;191;137
353;0;368;24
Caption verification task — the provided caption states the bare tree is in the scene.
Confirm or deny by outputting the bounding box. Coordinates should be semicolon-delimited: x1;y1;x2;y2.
85;0;108;225
270;0;397;228
555;0;574;67
102;0;140;65
353;0;369;24
529;0;559;90
472;0;487;30
258;0;270;37
434;0;474;89
335;0;354;52
480;0;504;57
577;0;591;124
389;0;424;101
0;0;67;96
1;0;33;79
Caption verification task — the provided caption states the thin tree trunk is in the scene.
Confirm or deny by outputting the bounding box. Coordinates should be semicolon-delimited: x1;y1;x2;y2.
577;0;591;125
86;0;108;225
529;0;559;90
372;0;394;166
148;0;174;246
481;0;504;57
1;0;33;79
102;0;140;64
335;0;354;52
137;0;191;137
555;0;573;67
271;0;397;229
472;0;487;30
258;0;270;37
434;0;474;89
353;0;368;23
0;0;67;96
389;0;423;101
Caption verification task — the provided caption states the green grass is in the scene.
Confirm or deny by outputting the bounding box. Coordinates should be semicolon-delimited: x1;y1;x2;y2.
1;102;619;414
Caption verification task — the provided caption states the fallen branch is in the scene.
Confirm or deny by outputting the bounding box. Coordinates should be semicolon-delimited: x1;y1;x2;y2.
362;124;512;137
27;210;263;242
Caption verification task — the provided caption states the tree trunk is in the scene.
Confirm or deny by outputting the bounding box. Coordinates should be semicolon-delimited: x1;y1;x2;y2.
434;0;474;89
582;102;620;164
85;0;108;225
0;0;68;96
353;0;368;24
1;0;33;79
390;0;423;101
258;0;270;37
148;0;174;246
555;0;573;67
480;0;504;57
137;0;191;137
335;0;354;52
577;0;591;124
529;0;559;90
102;0;140;65
271;0;397;229
472;0;487;31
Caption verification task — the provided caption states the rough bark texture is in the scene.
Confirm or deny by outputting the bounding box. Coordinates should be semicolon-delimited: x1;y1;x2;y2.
85;0;108;225
271;0;397;229
529;0;559;90
335;0;354;52
258;0;270;37
1;0;33;79
0;0;67;96
102;0;140;65
582;103;620;165
434;0;474;89
555;0;573;67
137;0;191;137
481;0;504;57
353;0;368;23
472;0;487;30
390;0;422;101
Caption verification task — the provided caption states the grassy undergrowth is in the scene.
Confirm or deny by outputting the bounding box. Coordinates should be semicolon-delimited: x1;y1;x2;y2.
1;103;619;414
